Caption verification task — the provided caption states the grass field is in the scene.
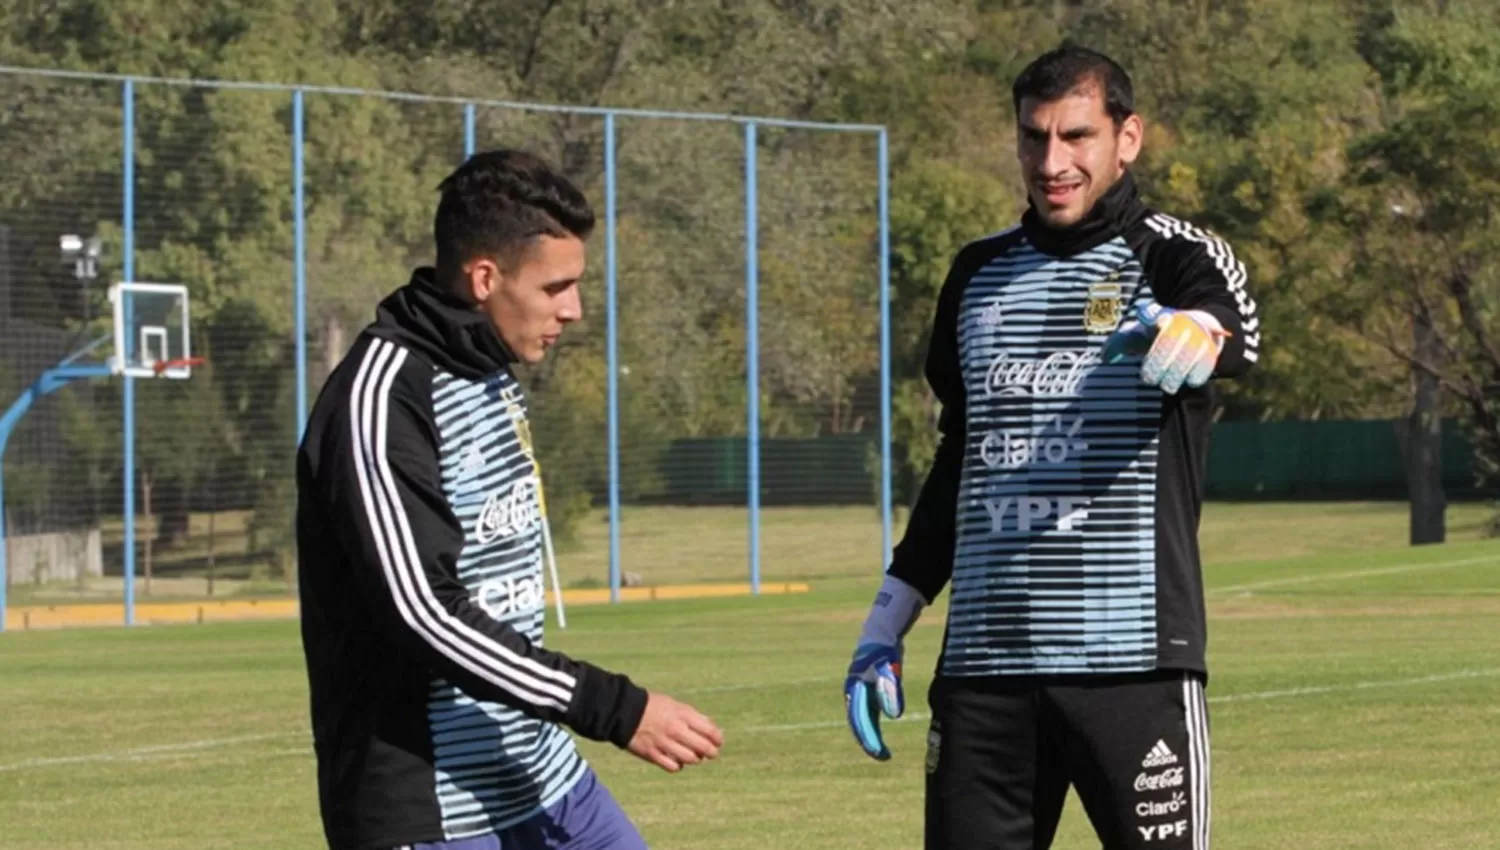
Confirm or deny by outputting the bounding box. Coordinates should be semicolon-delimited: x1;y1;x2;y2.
1;505;1498;849
9;499;1498;605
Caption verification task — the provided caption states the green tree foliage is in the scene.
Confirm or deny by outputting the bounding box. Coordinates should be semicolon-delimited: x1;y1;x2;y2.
1313;1;1500;493
1;0;1496;571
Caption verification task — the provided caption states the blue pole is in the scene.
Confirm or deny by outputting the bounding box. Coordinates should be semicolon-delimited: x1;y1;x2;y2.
0;363;113;631
745;122;761;595
604;113;621;605
0;450;6;631
0;412;14;632
878;129;893;568
0;454;5;629
464;103;476;159
294;89;307;442
0;391;40;633
122;77;136;627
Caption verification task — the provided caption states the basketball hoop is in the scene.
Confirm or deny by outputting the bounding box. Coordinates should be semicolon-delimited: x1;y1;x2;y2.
152;356;205;377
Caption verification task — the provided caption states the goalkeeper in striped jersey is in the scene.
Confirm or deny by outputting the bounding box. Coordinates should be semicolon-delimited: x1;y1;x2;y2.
844;44;1260;850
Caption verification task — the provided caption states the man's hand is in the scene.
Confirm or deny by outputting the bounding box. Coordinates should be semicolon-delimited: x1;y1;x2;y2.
1103;301;1231;394
626;692;723;773
845;643;904;761
844;574;926;761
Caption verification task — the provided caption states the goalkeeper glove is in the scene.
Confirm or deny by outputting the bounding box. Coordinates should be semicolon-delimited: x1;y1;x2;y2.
844;574;926;761
1103;301;1231;394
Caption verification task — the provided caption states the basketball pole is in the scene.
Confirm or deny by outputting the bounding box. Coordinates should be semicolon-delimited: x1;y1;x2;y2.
0;339;114;632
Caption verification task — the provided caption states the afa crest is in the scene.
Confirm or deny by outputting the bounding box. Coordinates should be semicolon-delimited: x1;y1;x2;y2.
925;722;942;774
1083;274;1125;335
507;403;535;462
497;385;536;463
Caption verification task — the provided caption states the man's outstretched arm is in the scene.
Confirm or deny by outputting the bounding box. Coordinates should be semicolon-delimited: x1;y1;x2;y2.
320;339;720;769
1159;225;1260;380
1107;220;1262;393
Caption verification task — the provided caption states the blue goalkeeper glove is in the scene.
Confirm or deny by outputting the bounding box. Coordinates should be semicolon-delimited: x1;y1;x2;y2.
1103;301;1231;394
844;575;926;761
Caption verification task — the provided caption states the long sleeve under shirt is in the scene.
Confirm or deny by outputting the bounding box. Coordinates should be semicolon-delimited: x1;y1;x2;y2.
890;172;1260;678
296;271;648;850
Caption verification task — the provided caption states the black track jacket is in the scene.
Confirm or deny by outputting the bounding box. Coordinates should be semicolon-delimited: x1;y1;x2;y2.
296;271;648;849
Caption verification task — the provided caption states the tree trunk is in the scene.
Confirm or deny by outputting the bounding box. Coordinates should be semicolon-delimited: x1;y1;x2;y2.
323;313;346;388
158;481;189;545
1407;309;1446;545
832;373;842;434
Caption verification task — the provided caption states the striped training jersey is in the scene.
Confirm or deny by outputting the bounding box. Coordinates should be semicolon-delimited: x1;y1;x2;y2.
296;271;648;850
889;173;1261;677
425;367;584;838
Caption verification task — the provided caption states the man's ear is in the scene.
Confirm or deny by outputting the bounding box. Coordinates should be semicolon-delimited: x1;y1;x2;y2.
466;257;501;304
1117;113;1144;167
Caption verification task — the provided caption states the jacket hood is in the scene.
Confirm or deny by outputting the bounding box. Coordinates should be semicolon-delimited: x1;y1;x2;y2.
1021;169;1150;257
367;267;518;380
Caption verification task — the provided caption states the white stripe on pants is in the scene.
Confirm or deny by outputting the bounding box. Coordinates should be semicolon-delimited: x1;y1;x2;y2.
1183;673;1211;850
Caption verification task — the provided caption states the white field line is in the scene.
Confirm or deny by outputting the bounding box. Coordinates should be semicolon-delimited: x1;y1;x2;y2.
1206;668;1500;703
744;667;1500;733
0;732;304;773
1209;554;1497;595
4;667;1496;772
682;677;827;694
0;681;829;775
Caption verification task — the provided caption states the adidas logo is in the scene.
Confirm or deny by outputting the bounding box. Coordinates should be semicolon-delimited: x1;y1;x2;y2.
1141;740;1178;769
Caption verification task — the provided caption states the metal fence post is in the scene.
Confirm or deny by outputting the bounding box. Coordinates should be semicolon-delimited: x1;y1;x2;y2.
744;122;761;595
122;77;137;627
0;430;9;631
294;88;307;442
464;102;476;159
604;112;622;604
878;128;893;568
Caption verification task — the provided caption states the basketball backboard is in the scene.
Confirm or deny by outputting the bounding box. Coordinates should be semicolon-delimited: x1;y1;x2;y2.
108;282;194;379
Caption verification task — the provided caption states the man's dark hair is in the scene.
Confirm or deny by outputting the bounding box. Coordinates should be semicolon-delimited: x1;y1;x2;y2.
433;149;595;287
1011;43;1135;127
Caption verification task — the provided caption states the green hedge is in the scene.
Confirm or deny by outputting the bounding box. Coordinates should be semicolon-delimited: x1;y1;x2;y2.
1203;419;1483;500
655;434;876;505
636;419;1487;506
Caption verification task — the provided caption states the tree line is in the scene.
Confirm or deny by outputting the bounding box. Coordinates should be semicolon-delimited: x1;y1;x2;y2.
0;0;1494;578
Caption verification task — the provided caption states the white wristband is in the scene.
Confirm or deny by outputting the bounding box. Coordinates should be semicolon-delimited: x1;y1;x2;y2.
858;574;927;648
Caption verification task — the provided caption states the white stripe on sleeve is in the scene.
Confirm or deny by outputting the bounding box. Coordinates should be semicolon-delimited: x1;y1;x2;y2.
350;339;577;712
1146;214;1259;364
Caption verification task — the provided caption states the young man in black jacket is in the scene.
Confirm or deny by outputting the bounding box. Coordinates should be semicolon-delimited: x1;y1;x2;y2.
844;45;1260;849
297;149;722;850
